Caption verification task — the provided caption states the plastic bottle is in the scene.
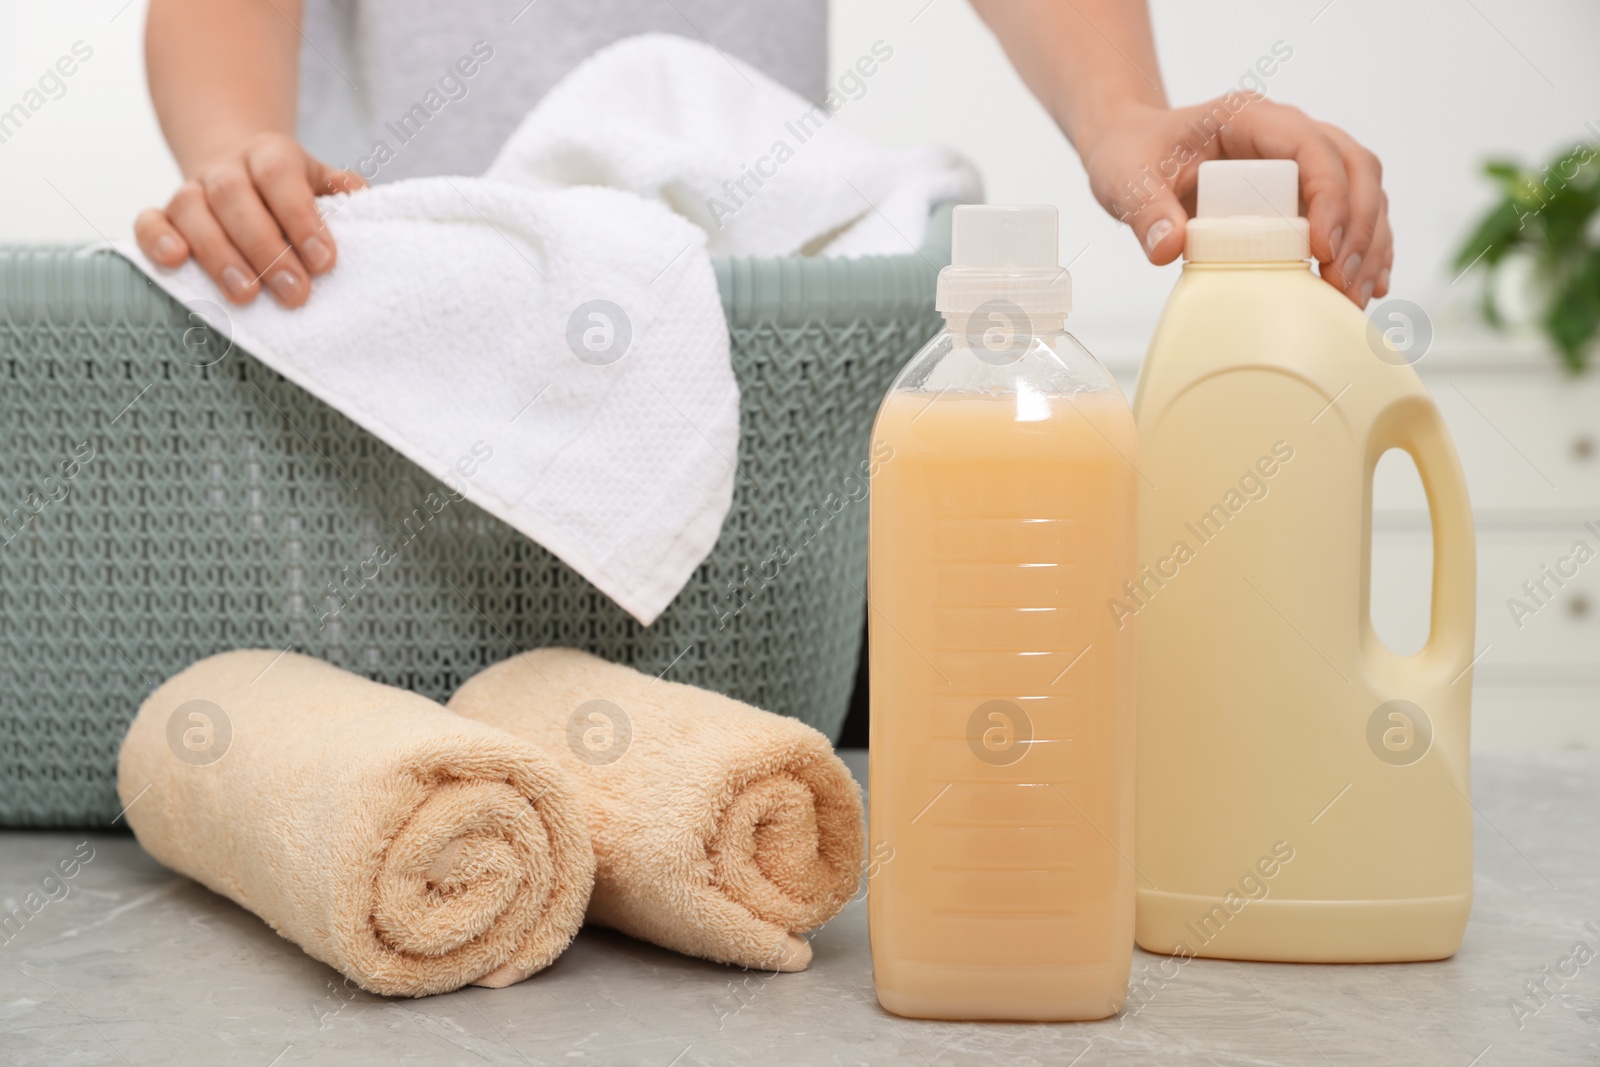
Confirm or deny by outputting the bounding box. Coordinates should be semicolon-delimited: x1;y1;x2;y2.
1132;160;1476;963
867;204;1137;1020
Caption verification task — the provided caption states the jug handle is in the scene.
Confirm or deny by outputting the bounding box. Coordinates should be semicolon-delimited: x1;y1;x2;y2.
1366;395;1478;683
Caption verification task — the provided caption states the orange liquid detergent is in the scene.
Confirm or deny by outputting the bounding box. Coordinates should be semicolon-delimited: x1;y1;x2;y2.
867;386;1137;1021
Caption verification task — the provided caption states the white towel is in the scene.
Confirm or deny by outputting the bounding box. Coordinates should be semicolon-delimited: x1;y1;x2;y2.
114;34;979;625
484;34;981;259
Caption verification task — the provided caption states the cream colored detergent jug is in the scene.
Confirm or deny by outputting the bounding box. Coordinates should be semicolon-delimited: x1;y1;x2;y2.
1131;160;1476;963
869;205;1137;1020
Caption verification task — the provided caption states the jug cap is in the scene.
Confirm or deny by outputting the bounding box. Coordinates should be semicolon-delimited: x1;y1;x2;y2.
1186;160;1312;263
937;205;1072;317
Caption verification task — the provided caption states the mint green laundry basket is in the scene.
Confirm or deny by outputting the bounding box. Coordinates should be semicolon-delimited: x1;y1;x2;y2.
0;210;949;827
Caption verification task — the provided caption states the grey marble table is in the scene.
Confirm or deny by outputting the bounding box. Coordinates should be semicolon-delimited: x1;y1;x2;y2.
2;751;1596;1066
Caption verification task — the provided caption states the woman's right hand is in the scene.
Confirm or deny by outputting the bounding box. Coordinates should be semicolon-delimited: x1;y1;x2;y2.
134;132;366;308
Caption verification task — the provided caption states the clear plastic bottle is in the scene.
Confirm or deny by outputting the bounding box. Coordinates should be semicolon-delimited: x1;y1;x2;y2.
867;205;1137;1021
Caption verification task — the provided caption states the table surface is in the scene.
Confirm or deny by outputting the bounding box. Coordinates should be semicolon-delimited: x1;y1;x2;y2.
2;750;1596;1066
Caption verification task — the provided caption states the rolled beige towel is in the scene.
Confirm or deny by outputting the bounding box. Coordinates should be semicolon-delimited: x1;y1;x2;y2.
447;649;864;972
117;650;595;997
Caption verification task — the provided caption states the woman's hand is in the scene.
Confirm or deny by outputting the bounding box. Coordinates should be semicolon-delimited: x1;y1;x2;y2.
134;133;365;309
1079;97;1392;307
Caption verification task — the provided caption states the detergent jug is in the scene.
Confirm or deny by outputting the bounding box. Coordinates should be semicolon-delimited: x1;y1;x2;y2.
1132;160;1475;963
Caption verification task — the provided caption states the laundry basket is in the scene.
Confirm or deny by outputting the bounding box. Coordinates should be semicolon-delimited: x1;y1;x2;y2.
0;210;949;827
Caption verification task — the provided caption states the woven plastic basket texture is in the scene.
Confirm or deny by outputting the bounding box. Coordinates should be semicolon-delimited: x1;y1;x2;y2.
0;211;949;827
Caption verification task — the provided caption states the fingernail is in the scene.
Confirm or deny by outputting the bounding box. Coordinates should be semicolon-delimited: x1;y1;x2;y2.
1328;227;1343;260
1358;280;1374;306
268;270;303;302
1341;253;1362;286
154;235;181;262
1145;218;1174;252
220;266;254;299
1377;268;1390;293
302;235;332;272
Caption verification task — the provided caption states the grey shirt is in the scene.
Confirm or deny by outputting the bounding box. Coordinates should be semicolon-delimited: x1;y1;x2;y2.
296;0;827;182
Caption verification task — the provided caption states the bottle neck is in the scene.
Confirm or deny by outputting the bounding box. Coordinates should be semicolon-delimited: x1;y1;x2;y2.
1185;216;1310;263
940;311;1067;335
1181;260;1312;274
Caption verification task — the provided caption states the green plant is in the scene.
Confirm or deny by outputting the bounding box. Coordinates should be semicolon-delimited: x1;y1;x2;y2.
1454;143;1600;373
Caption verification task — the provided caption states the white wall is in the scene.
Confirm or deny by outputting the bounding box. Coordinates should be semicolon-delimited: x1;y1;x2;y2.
0;1;178;244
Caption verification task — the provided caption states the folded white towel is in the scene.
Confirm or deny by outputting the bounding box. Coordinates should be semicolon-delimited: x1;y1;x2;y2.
114;34;979;625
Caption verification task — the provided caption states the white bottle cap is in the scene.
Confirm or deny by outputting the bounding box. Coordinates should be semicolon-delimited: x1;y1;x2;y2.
1186;160;1311;263
936;205;1072;316
1197;159;1299;218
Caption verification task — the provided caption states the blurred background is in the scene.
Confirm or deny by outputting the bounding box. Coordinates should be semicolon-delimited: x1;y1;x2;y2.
3;0;1597;749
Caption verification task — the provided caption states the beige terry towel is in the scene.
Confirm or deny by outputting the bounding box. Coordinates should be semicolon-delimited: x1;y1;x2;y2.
117;650;595;997
447;648;864;972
